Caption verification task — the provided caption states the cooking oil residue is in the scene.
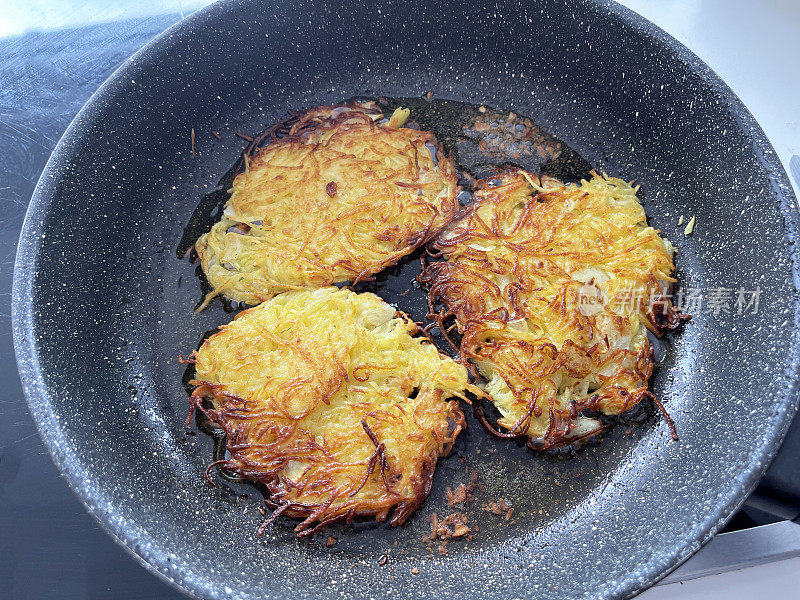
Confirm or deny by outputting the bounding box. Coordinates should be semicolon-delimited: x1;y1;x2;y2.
377;96;592;186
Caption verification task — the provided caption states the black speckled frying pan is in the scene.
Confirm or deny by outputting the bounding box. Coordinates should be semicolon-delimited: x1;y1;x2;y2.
12;0;800;598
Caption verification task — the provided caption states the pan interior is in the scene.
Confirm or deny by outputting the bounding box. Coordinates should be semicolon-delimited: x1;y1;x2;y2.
14;0;800;599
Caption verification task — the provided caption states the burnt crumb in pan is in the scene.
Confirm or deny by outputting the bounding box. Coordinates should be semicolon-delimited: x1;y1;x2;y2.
375;97;592;185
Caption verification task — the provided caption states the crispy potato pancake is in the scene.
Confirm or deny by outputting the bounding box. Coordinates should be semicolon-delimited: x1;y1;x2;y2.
421;171;683;449
187;287;468;535
195;102;459;309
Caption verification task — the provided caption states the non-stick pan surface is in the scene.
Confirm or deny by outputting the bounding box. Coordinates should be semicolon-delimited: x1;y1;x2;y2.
12;0;800;598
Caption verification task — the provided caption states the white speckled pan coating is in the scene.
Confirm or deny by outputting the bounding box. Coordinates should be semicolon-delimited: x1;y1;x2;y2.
12;0;800;599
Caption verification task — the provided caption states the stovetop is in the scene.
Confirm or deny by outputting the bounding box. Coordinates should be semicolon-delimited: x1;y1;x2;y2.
1;2;798;598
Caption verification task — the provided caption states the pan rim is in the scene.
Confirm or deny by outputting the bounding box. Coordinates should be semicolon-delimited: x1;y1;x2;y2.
11;0;800;599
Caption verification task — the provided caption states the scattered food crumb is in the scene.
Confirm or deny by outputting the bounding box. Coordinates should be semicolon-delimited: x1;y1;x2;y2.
236;131;254;142
442;513;470;539
426;91;434;100
485;499;512;517
211;130;221;140
462;107;560;161
678;215;684;226
445;483;467;507
424;513;439;542
258;506;266;516
425;512;472;549
422;470;485;550
411;567;419;575
326;536;338;547
379;555;388;566
465;469;483;494
190;128;196;158
684;216;696;235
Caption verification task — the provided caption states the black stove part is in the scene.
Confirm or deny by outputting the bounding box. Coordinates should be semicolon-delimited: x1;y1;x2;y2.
746;408;800;522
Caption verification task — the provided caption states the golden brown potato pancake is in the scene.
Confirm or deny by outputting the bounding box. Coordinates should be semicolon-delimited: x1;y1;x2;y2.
187;287;468;535
421;171;683;449
195;102;458;309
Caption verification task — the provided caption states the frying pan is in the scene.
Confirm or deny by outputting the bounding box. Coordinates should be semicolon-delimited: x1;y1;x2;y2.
12;0;800;598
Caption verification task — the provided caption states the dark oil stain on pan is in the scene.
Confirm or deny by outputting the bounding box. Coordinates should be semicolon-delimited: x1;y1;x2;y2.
377;97;593;184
